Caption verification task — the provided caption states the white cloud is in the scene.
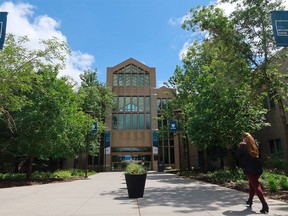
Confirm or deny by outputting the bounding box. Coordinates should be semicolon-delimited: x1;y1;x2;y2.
168;17;182;26
0;2;94;86
157;80;166;88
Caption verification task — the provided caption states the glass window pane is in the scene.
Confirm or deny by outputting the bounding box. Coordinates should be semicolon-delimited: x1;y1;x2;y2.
164;147;169;164
125;74;131;86
131;64;137;73
158;119;162;128
118;114;124;130
132;97;138;112
146;114;150;129
139;114;144;129
125;114;131;130
119;74;124;86
170;139;174;147
164;140;168;147
132;74;137;86
125;97;131;111
138;73;144;86
113;97;117;111
170;147;175;164
139;97;144;112
145;96;150;112
145;73;150;86
118;97;124;111
157;99;161;113
112;114;117;129
113;74;118;86
125;65;131;73
158;145;163;161
132;114;138;130
269;140;275;154
162;99;167;110
168;98;172;109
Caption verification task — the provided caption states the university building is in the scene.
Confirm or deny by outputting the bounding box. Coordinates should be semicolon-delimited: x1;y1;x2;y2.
69;57;288;172
103;58;182;171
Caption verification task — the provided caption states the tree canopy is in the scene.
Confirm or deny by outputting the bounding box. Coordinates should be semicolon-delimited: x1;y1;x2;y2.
168;0;287;154
0;34;114;176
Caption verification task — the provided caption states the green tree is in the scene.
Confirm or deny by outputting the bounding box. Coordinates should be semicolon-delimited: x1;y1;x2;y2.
169;38;268;169
12;65;89;179
168;1;287;168
218;0;288;159
183;0;288;158
0;34;91;178
0;34;69;133
78;70;114;155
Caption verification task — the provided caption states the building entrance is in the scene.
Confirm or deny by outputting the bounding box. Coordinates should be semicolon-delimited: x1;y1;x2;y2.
111;147;152;171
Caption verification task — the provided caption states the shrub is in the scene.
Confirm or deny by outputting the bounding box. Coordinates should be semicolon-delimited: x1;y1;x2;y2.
267;176;278;192
125;162;146;174
280;176;288;190
52;170;72;179
210;169;245;183
0;173;26;181
31;171;52;180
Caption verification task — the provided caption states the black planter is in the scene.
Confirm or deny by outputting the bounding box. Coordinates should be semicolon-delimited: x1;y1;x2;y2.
125;173;147;198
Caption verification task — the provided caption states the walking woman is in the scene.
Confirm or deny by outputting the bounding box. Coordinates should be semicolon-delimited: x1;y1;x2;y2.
236;132;269;214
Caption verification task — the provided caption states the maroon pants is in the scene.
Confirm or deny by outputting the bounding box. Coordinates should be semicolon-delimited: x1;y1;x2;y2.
246;173;266;204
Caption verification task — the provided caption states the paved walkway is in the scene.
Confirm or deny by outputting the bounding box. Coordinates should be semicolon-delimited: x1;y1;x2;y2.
0;172;287;216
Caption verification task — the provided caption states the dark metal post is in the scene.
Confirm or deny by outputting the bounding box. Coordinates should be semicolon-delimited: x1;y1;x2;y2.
85;132;89;178
174;109;182;176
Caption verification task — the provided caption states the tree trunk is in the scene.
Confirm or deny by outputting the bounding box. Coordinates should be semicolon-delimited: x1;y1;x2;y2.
26;156;34;180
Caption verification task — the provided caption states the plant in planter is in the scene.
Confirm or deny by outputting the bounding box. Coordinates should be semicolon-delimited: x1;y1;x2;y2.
124;161;147;198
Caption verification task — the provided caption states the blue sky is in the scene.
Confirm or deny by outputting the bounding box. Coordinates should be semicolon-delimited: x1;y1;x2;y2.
1;0;218;86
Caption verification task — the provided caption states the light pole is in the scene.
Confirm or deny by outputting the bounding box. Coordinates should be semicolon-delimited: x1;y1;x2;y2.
174;109;182;176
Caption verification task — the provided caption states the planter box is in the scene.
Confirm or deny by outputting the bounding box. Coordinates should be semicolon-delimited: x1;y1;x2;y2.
125;173;147;198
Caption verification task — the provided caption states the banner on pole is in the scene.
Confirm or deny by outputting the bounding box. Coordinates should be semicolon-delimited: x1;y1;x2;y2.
170;120;177;132
271;11;288;46
152;130;158;154
0;12;8;49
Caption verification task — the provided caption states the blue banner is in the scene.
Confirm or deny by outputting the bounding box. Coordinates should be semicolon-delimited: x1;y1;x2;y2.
105;131;110;148
91;122;97;135
152;131;158;147
271;11;288;46
170;120;177;132
0;12;8;49
105;131;110;154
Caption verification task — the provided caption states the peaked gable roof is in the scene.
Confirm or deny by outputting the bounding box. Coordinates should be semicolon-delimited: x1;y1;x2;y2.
108;58;154;72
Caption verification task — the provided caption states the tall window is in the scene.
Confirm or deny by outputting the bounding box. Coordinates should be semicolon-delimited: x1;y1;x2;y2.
112;64;150;87
157;98;175;165
112;96;151;130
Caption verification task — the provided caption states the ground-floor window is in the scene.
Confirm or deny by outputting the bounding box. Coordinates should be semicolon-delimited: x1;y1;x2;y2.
269;139;282;158
158;132;175;166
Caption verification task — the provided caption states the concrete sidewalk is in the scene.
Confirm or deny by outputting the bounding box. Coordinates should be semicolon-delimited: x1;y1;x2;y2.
0;172;287;216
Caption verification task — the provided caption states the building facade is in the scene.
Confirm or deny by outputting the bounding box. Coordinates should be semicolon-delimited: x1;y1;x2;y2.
104;58;181;171
254;52;288;165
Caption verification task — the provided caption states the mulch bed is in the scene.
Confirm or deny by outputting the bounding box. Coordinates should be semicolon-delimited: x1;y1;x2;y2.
0;177;82;188
189;176;288;204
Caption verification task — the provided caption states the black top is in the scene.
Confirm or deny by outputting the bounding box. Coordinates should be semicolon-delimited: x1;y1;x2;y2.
236;142;263;175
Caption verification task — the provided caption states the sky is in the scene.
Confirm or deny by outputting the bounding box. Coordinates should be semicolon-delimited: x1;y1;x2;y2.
0;0;286;87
